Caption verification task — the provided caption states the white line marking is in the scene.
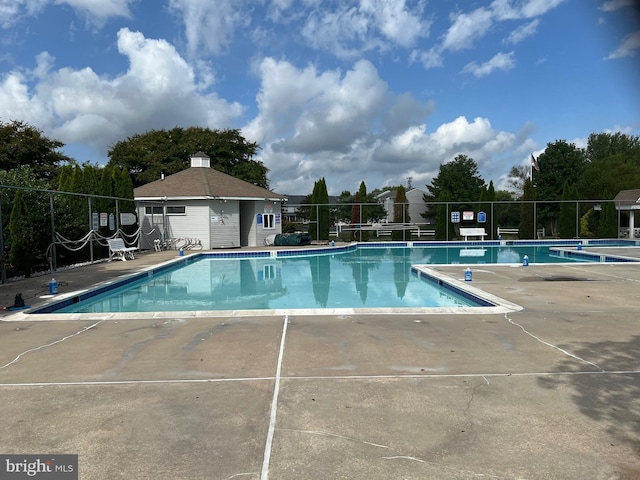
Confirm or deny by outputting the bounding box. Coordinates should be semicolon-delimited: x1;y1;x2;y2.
260;314;288;480
1;370;639;388
0;321;103;370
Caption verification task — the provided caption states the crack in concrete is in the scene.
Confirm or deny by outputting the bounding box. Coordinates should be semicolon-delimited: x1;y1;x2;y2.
0;320;104;370
504;313;605;372
278;428;514;479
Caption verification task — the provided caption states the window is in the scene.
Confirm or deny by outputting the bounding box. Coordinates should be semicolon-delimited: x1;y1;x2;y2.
166;206;186;215
263;213;275;229
144;205;186;215
144;206;163;215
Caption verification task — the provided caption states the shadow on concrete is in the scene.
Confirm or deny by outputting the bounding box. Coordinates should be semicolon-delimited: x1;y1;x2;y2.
538;335;640;453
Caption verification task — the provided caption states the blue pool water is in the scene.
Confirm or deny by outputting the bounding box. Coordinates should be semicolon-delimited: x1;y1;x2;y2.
36;241;638;314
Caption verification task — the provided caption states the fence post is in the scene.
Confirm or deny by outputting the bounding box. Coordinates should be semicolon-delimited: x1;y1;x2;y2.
49;192;57;272
0;204;5;283
88;196;94;263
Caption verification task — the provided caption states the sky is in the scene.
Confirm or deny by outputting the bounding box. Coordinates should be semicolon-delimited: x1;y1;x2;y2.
1;0;639;196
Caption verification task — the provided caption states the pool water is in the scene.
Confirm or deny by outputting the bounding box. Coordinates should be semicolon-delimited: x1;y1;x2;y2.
55;249;478;313
43;243;635;314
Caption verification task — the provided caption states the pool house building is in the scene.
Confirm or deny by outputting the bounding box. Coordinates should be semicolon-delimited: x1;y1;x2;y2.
134;152;286;250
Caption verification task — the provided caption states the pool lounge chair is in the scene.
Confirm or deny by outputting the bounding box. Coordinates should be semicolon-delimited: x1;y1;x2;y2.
107;238;138;261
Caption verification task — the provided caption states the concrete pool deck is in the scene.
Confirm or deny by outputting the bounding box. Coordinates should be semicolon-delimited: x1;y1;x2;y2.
0;246;639;479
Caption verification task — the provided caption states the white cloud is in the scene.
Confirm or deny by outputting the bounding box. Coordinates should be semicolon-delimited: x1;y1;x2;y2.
359;0;429;48
300;0;429;59
0;0;134;28
169;0;250;56
600;0;636;11
442;7;493;52
0;28;243;153
55;0;134;22
490;0;566;20
504;19;539;45
244;57;523;194
462;51;515;77
605;31;640;59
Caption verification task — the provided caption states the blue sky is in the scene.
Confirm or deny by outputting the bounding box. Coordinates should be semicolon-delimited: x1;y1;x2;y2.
1;0;639;195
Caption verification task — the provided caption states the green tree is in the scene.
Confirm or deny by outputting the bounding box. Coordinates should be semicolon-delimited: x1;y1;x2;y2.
598;201;618;238
308;178;329;241
558;182;579;238
392;185;410;241
0;167;51;267
519;179;536;239
578;133;640;200
108;127;268;188
358;181;370;242
534;140;587;235
434;191;454;241
0;120;72;183
424;154;486;204
8;189;49;276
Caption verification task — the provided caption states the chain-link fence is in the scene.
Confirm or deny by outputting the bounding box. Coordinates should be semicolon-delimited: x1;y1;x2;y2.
0;184;636;283
284;199;633;242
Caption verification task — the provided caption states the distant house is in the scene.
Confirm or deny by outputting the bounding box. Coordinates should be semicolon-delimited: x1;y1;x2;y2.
134;152;286;249
376;188;429;224
614;188;640;238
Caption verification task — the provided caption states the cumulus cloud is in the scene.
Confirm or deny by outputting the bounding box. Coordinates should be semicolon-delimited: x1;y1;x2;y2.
300;0;429;59
0;28;242;153
243;55;523;194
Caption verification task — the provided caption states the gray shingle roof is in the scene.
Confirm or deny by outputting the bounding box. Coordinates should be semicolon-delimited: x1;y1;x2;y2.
614;189;640;206
134;166;285;200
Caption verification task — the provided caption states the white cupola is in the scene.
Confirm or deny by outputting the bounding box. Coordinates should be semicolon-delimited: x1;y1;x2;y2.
190;151;210;168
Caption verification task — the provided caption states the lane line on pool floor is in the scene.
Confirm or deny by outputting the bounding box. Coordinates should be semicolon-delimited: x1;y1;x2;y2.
260;314;288;480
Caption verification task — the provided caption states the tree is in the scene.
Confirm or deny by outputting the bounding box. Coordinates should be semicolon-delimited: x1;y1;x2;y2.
391;185;410;241
358;181;370;242
578;133;640;200
598;201;618;238
0;120;72;183
534;140;587;235
558;182;579;238
309;178;329;241
0;167;51;268
424;154;486;204
519;179;536;239
108;127;268;188
8;189;49;276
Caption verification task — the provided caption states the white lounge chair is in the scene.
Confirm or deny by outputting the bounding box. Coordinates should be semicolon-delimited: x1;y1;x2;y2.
107;238;138;261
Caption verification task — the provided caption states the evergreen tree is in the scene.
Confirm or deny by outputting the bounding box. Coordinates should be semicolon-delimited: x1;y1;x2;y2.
9;190;42;277
392;185;410;241
558;183;579;238
358;181;370;242
598;201;618;238
519;179;536;239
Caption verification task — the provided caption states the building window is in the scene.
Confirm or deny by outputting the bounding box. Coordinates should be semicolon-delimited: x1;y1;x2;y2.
166;206;186;215
144;206;163;215
263;213;275;229
144;206;186;215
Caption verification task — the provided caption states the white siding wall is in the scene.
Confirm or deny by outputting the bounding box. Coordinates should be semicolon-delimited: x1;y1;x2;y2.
254;202;282;247
209;201;241;248
165;201;211;249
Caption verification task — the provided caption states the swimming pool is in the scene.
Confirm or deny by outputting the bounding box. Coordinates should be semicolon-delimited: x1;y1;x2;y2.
29;240;637;316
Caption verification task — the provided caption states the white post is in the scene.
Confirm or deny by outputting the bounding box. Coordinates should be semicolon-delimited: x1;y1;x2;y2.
629;210;635;239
